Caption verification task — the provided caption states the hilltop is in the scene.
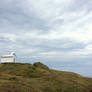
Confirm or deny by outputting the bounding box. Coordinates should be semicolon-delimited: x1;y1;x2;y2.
0;62;92;92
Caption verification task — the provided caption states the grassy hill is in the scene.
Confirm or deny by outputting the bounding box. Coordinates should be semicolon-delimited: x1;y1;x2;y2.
0;62;92;92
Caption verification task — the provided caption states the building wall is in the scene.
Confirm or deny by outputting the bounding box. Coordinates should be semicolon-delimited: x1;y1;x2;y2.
1;57;14;63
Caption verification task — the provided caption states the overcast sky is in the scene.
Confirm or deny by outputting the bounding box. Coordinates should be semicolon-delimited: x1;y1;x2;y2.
0;0;92;76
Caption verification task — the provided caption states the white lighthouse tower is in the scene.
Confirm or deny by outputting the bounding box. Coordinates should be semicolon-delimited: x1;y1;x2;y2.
1;52;16;63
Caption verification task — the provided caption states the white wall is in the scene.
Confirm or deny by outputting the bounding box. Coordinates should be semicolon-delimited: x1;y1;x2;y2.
1;57;14;63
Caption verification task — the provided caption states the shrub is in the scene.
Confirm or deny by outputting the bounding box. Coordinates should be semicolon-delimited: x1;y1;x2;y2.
33;62;49;70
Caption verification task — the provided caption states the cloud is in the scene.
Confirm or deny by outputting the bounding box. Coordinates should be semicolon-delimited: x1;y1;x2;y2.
0;0;92;64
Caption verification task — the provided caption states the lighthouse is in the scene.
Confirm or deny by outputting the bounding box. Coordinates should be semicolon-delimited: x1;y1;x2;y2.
1;52;16;63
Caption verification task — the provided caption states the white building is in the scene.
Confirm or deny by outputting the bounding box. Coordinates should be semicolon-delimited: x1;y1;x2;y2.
1;52;16;63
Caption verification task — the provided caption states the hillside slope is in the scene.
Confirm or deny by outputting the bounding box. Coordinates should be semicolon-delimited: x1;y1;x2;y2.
0;62;92;92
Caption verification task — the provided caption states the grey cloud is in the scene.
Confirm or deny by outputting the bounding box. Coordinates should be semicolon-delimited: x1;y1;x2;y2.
15;36;86;53
0;0;51;34
66;0;92;12
0;0;92;65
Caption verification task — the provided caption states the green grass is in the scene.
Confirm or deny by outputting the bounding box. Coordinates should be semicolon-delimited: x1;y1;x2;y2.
0;62;92;92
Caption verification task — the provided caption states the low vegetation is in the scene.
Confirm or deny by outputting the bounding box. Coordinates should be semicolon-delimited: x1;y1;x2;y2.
0;62;92;92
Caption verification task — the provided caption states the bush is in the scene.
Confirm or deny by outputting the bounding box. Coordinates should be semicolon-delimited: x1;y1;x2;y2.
33;62;49;70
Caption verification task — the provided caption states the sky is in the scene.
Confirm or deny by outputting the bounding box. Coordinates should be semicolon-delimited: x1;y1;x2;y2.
0;0;92;77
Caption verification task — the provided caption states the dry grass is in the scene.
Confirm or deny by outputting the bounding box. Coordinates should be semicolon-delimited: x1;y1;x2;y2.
0;62;92;92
